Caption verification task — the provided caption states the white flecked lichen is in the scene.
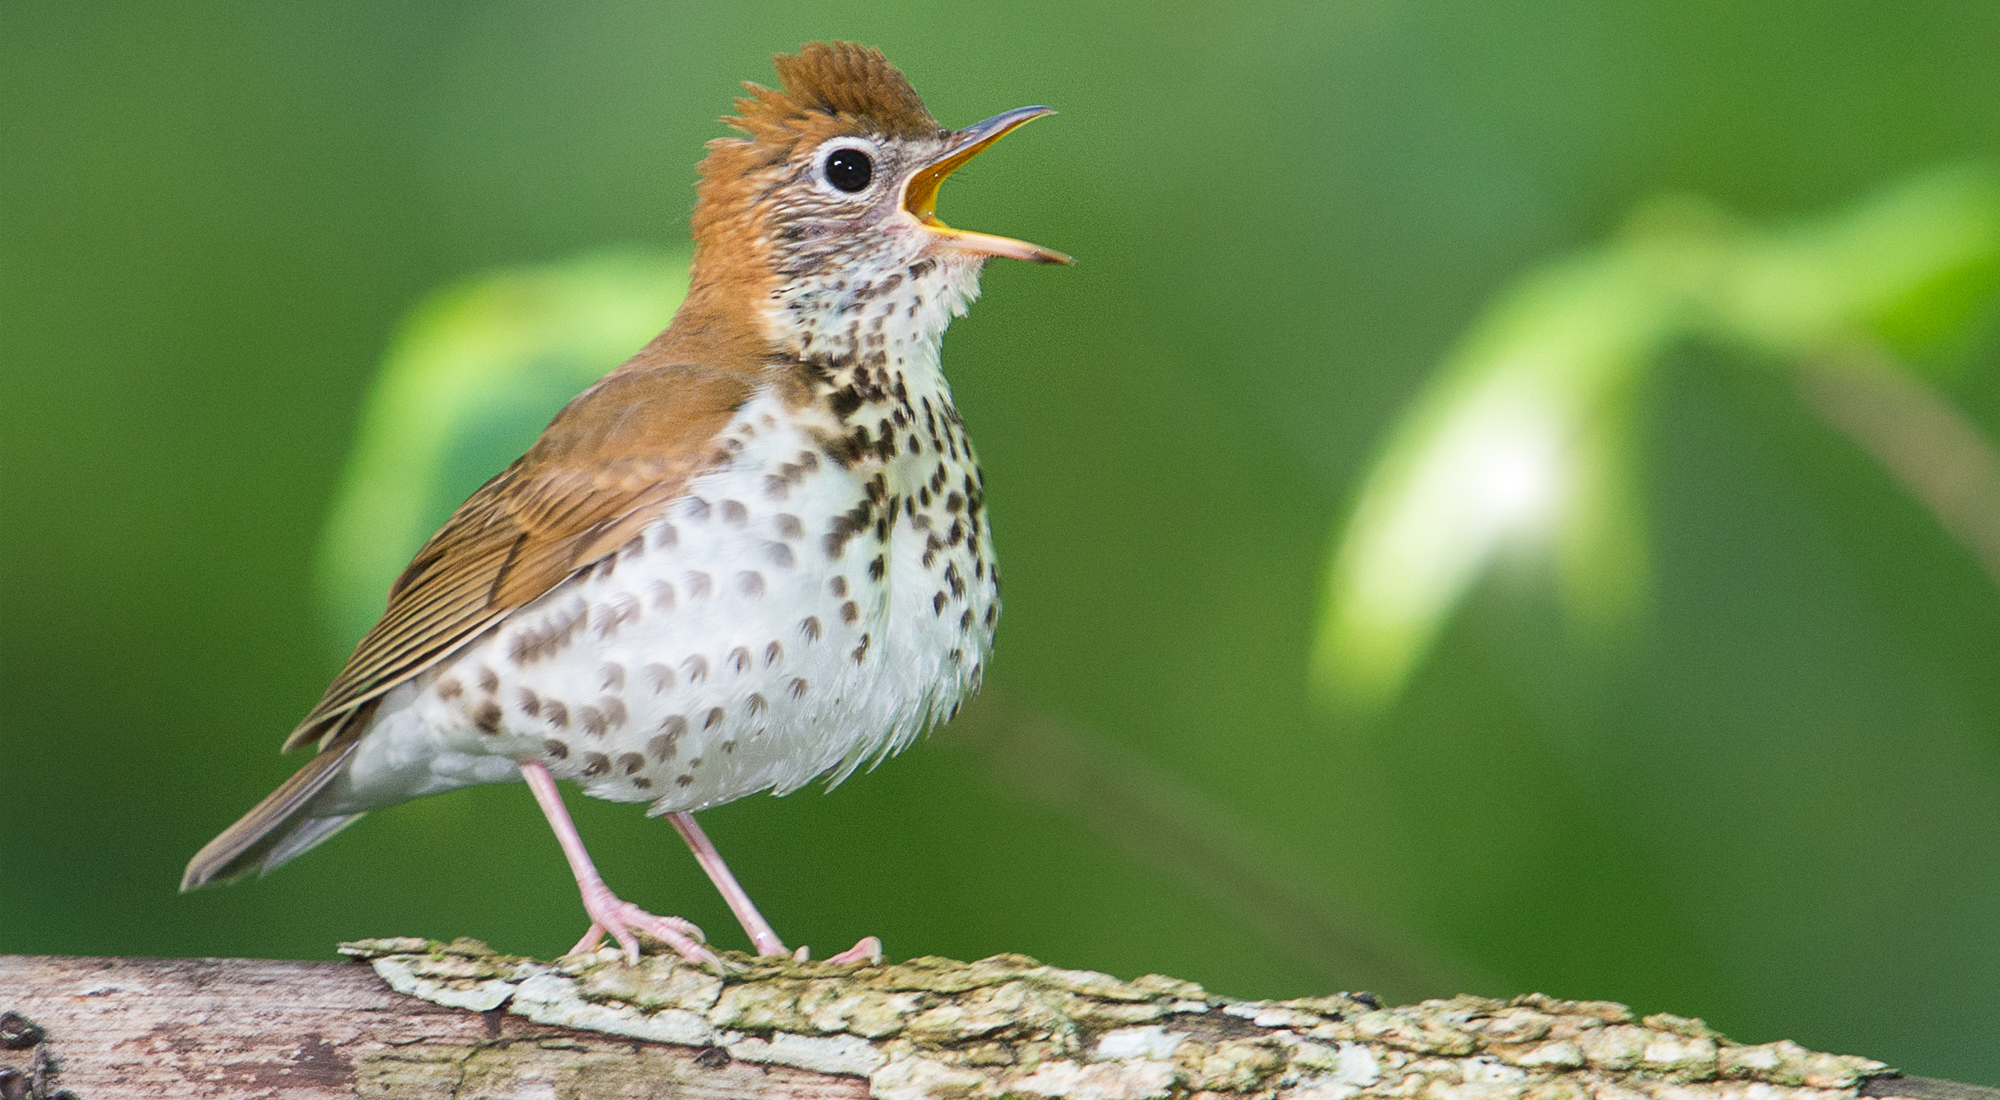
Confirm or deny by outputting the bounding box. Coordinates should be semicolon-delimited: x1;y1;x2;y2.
336;938;1892;1100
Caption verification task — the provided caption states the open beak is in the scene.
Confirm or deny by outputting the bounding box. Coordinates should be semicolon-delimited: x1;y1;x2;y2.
903;105;1072;265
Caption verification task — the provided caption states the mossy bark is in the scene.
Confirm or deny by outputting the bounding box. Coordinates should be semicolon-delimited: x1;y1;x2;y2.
2;943;1992;1100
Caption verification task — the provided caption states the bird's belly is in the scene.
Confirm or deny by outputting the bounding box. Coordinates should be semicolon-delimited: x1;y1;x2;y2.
325;398;997;817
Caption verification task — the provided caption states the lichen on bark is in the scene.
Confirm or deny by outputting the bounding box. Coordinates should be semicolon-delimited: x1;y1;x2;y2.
337;937;1888;1100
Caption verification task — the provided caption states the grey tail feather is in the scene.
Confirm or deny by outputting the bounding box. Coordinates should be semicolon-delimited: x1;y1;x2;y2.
181;730;366;892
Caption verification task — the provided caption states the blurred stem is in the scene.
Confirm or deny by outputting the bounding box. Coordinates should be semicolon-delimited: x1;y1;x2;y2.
943;690;1483;1000
1798;347;2000;589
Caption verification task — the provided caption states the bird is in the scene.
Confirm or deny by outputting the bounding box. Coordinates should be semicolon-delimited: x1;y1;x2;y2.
181;41;1069;967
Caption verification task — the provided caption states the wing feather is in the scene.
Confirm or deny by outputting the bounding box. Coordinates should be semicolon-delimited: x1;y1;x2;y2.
283;362;757;751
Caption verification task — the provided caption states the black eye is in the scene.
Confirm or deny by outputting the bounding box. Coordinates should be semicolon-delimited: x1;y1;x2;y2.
823;147;874;193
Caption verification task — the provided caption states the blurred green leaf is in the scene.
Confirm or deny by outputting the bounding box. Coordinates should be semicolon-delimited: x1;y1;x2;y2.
315;247;690;648
1315;166;2000;711
1710;166;2000;364
1312;246;1681;708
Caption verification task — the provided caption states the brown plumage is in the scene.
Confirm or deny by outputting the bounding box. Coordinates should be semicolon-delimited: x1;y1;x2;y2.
281;365;754;753
185;41;1065;967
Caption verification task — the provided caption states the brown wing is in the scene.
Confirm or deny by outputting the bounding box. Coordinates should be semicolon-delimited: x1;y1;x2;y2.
283;361;756;752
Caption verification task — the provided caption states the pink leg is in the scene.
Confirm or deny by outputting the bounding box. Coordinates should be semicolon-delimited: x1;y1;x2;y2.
669;810;884;965
519;761;717;967
669;812;788;957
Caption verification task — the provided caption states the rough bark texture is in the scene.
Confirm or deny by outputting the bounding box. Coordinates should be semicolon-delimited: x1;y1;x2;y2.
1;943;1992;1100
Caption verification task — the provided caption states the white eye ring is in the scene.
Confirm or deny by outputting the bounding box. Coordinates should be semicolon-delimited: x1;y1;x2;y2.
814;139;881;197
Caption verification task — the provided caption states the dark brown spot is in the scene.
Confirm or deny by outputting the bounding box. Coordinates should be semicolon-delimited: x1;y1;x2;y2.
473;701;502;734
510;603;588;665
518;689;542;718
437;678;464;701
747;693;767;716
682;655;710;682
840;600;859;624
649;723;685;762
984;604;998;628
599;663;625;692
704;707;725;729
800;616;822;641
946;492;965;513
644;663;675;693
544;738;570;760
852;633;871;665
789;677;809;699
583;752;611;777
634;777;653;790
934;592;948;615
764;641;783;666
830;576;847;597
599;697;627;729
868;556;886;581
764;474;791;500
723;739;737;754
722;500;748;525
776;513;804;538
594;594;641;638
478;667;499;694
960;608;975;631
729;646;752;673
545;701;569;728
617;752;645;776
676;774;693;788
580;706;608;737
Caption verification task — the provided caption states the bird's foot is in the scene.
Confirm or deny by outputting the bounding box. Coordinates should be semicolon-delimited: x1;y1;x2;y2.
569;886;717;968
793;935;884;965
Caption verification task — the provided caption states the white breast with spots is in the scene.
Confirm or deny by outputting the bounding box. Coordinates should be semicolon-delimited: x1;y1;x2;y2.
315;380;998;819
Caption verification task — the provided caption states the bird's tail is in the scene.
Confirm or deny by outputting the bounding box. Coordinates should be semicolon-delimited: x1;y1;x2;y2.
180;716;369;891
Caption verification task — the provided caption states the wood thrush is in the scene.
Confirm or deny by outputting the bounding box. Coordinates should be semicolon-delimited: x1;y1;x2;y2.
182;42;1068;966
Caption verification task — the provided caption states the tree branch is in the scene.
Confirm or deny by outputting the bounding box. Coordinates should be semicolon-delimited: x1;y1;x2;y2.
6;942;1992;1100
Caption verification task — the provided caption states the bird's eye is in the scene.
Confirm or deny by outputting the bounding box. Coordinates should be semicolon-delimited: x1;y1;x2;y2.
822;147;874;193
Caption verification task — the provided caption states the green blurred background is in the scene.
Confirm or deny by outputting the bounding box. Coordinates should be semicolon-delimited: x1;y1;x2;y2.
6;0;2000;1084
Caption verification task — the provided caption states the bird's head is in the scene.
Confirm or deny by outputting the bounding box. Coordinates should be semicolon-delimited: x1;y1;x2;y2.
676;42;1067;360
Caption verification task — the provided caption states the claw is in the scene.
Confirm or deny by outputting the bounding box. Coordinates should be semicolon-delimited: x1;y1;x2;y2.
823;936;884;965
570;891;717;967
